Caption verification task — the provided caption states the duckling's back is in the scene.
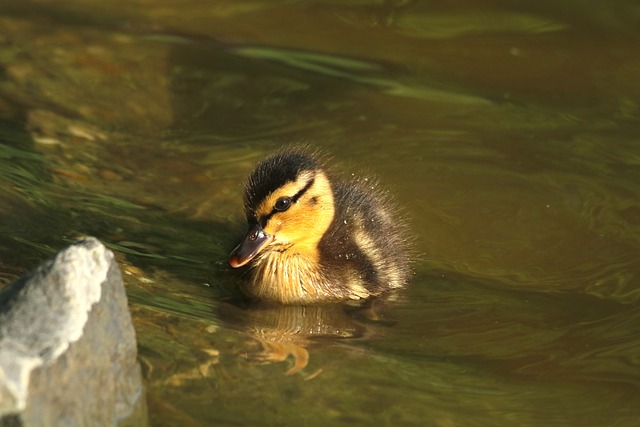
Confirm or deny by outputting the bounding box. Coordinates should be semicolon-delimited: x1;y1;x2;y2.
318;176;412;299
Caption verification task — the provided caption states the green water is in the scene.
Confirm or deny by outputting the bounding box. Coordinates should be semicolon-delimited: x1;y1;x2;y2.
1;1;640;426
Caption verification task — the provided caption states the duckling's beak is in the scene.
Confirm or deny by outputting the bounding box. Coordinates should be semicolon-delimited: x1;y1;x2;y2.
229;224;274;268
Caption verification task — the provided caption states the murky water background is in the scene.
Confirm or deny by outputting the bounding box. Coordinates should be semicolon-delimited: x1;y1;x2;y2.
1;1;640;426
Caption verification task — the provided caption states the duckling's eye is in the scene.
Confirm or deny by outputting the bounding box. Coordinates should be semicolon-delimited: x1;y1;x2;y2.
274;196;292;212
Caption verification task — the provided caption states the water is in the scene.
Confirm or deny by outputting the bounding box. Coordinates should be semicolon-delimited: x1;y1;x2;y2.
1;1;640;426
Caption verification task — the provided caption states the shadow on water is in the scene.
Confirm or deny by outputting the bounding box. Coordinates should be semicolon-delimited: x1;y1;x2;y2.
0;108;70;276
166;33;386;144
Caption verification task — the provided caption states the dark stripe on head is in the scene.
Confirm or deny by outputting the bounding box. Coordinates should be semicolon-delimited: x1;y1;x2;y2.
244;149;318;216
291;177;315;203
260;177;316;227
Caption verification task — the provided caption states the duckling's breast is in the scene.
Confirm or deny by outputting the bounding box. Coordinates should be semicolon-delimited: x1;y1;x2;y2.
245;249;353;304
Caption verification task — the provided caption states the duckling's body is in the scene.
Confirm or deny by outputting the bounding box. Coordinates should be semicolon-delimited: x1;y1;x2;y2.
229;147;411;304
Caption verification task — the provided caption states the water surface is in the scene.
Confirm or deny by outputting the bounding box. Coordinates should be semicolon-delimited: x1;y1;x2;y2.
0;1;639;426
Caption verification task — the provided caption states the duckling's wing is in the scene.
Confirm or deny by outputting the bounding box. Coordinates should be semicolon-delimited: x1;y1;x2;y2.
319;180;411;296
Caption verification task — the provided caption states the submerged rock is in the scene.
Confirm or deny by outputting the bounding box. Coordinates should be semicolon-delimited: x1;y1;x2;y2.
0;237;146;427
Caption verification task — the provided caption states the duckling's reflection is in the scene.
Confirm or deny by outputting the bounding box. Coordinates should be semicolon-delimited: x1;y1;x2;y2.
218;298;396;376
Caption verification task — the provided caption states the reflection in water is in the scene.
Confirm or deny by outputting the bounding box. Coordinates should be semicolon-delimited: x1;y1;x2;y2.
219;298;393;377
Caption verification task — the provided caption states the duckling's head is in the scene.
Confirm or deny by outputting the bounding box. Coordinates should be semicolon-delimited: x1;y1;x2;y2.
229;150;335;268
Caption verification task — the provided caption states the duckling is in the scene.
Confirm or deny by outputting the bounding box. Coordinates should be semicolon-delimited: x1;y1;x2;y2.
229;147;412;304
